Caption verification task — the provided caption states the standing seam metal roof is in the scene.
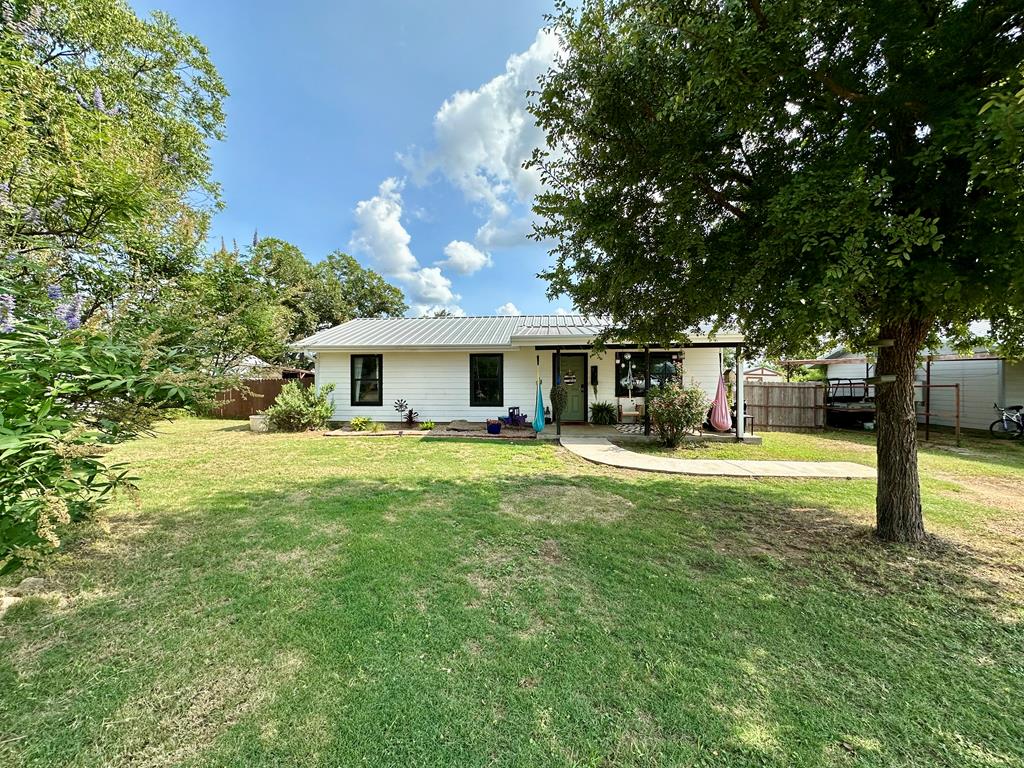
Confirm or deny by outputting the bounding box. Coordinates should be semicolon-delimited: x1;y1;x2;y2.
294;315;612;349
293;315;737;349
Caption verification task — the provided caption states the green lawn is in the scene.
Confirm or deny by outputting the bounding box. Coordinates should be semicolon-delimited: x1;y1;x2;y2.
1;420;1022;767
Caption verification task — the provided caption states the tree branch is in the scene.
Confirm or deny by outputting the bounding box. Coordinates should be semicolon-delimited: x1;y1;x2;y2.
699;177;746;219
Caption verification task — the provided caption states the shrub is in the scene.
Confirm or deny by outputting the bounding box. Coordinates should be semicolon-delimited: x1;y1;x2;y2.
265;382;335;431
550;383;569;421
419;421;436;430
349;416;373;431
0;287;212;574
647;377;709;448
589;400;617;425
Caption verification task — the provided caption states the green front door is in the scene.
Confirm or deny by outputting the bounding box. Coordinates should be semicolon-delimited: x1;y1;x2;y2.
559;354;587;421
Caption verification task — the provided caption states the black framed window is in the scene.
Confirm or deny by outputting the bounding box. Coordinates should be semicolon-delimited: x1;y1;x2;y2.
614;352;679;397
470;354;503;407
351;354;383;406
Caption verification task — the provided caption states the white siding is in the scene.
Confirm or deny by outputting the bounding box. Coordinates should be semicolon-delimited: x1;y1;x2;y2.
826;358;873;380
1003;362;1024;407
915;359;1002;431
315;346;725;423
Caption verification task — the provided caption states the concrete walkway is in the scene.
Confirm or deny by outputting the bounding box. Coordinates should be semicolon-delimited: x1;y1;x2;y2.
560;438;876;479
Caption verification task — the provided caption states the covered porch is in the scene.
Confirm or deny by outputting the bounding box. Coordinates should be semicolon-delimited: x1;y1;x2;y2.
531;341;753;442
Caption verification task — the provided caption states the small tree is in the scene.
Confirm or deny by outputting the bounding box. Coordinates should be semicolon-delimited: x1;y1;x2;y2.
648;379;709;448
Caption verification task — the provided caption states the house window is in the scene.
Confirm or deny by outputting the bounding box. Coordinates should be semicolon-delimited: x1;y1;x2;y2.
470;354;503;407
615;352;679;397
351;354;383;406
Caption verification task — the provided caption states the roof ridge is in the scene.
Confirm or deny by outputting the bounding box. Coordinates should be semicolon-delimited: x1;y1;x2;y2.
345;314;593;321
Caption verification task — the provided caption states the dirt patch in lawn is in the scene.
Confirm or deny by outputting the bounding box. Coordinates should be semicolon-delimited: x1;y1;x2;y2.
935;473;1024;515
499;483;633;524
460;537;612;638
109;649;305;768
710;501;1024;613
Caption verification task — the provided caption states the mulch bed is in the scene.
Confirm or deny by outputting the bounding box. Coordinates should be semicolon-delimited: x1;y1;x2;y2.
324;420;537;440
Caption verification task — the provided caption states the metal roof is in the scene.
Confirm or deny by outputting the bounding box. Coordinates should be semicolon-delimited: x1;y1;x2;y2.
294;315;739;350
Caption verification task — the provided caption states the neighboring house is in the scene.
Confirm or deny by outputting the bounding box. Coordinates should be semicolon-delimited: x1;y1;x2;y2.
293;314;745;429
225;355;313;381
824;347;1021;431
743;365;785;383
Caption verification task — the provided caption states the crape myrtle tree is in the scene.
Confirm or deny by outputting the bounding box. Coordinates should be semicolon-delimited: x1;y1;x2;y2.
529;0;1024;542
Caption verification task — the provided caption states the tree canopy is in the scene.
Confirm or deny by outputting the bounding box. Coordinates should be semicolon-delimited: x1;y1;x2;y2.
1;0;227;318
168;238;407;376
529;0;1024;541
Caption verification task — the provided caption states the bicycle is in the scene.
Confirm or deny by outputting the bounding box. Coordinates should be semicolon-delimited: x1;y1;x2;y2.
989;403;1024;439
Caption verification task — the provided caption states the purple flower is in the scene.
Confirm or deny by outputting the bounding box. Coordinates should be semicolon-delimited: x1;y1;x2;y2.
163;152;180;167
23;206;42;228
0;293;15;334
74;91;90;110
92;86;106;113
47;284;62;300
55;293;82;331
0;2;43;41
50;196;66;213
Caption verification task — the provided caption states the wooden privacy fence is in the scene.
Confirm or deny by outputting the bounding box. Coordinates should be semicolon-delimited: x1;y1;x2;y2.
209;378;312;419
744;382;826;432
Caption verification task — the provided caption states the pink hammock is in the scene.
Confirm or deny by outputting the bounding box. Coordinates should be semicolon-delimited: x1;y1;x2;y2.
709;374;732;432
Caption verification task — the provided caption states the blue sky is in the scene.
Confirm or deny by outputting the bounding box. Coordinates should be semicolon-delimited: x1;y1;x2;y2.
129;0;571;317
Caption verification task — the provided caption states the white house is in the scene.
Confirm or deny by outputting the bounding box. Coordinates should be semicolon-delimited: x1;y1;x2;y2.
293;314;747;434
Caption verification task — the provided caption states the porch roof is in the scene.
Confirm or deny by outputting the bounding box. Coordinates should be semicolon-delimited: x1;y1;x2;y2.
293;315;742;351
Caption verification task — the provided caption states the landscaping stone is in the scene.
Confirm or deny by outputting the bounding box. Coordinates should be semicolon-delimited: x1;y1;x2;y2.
12;576;48;596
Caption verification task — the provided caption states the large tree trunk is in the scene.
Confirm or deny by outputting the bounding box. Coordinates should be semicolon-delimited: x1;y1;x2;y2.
873;319;930;543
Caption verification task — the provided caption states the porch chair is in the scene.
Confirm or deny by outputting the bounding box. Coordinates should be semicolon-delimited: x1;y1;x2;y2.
618;401;644;424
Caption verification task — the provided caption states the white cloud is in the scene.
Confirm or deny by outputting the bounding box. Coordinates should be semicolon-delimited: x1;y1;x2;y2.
350;177;418;276
402;28;560;250
414;304;467;318
350;177;462;315
437;240;492;275
495;302;522;316
553;307;572;316
404;266;457;305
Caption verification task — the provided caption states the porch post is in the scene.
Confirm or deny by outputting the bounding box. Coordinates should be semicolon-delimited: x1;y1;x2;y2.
555;347;561;436
644;347;651;437
735;345;745;441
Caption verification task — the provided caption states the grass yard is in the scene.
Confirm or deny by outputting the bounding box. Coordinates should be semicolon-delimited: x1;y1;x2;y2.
1;420;1022;767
